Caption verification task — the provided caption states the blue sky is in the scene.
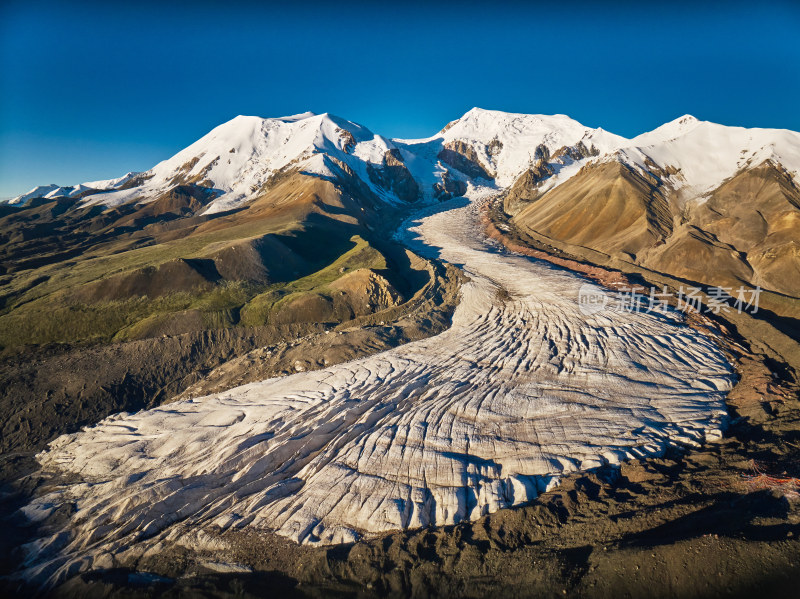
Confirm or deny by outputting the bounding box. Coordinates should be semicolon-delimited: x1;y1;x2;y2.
2;0;799;198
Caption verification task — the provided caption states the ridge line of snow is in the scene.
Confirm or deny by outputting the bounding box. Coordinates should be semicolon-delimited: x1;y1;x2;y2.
7;110;800;209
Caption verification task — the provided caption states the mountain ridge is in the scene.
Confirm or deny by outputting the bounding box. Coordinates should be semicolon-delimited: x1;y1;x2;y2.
9;109;800;212
5;108;800;325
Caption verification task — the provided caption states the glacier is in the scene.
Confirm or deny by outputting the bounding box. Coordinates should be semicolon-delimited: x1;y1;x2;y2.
18;188;734;587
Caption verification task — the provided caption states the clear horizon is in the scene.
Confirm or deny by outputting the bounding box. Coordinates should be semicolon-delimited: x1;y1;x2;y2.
2;0;799;198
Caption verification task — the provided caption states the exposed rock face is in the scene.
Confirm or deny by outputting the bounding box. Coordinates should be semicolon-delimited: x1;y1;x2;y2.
328;268;403;315
551;141;599;162
533;143;549;162
437;140;494;181
117;173;154;190
432;171;468;200
502;142;604;214
336;128;356;154
367;149;421;203
169;155;222;187
502;160;555;214
487;137;504;158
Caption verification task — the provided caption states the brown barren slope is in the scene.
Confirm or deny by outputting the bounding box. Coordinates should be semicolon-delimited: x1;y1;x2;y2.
506;159;800;332
512;161;673;258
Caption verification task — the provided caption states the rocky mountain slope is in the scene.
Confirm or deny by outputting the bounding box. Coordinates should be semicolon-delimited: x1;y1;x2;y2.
6;108;800;342
0;112;468;491
498;114;800;329
0;114;427;351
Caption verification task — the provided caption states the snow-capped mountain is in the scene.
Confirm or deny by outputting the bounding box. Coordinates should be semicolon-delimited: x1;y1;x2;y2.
6;174;140;206
5;109;800;588
40;112;403;214
7;108;800;301
619;115;800;202
10;108;800;216
495;112;800;301
427;110;800;208
408;107;628;185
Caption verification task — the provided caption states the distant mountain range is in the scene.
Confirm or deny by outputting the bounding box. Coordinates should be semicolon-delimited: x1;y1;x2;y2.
10;109;800;212
3;108;800;346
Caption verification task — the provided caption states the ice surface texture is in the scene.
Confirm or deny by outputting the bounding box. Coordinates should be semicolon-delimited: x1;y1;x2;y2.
20;195;734;586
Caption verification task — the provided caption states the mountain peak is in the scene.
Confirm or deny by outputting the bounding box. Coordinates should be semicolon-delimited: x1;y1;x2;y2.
9;110;800;211
658;114;702;132
631;114;703;146
463;106;491;117
279;111;318;121
675;114;698;124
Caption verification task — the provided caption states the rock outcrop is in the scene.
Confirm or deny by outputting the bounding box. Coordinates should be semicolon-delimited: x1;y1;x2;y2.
367;149;420;203
437;140;495;181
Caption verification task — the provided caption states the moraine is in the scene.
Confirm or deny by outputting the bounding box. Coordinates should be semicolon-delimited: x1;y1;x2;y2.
20;189;734;586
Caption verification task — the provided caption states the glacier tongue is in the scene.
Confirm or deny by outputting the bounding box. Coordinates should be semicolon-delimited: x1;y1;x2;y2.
21;190;734;587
